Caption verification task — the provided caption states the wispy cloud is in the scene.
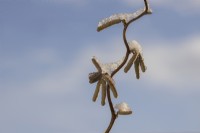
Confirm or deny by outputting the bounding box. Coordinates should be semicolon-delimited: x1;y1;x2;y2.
2;34;199;95
144;35;200;90
0;44;112;133
29;39;126;94
68;35;200;92
83;35;200;91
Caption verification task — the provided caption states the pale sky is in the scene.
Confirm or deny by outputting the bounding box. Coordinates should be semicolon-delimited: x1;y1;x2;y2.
0;0;200;133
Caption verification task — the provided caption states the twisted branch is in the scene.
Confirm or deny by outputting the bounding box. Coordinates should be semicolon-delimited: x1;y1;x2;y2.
104;0;151;133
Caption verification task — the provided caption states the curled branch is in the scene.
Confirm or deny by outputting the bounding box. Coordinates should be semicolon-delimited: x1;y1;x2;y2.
104;0;152;133
89;0;152;133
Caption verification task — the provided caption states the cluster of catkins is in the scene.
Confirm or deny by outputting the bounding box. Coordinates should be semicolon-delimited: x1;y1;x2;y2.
89;8;150;115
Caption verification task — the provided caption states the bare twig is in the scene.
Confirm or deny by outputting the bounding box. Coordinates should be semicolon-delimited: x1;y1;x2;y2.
105;24;129;133
144;0;149;11
104;0;151;133
105;86;116;133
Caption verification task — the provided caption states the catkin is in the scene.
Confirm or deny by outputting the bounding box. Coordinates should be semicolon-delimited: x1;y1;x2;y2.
124;53;138;73
97;19;121;32
139;54;146;72
101;80;107;106
92;57;102;72
134;58;140;79
103;75;118;98
92;80;101;102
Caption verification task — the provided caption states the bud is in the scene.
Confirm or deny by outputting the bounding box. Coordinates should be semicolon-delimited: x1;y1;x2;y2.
115;102;132;115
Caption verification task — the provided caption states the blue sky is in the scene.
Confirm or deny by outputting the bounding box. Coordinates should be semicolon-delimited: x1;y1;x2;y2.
0;0;200;133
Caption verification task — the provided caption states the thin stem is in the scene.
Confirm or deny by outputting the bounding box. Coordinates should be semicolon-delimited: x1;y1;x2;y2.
111;24;130;77
104;0;151;133
105;87;116;133
107;86;115;115
127;0;149;27
105;23;130;133
144;0;149;11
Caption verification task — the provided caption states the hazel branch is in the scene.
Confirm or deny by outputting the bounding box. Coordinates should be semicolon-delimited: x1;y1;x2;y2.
104;0;151;133
89;0;152;133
